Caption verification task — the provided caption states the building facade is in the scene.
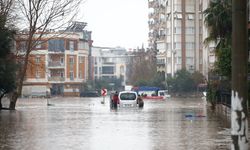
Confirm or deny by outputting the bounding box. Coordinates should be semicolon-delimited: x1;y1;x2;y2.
16;22;92;97
148;0;203;77
92;46;128;87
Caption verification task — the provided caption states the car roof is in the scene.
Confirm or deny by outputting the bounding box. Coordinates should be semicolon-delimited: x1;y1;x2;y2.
119;91;137;94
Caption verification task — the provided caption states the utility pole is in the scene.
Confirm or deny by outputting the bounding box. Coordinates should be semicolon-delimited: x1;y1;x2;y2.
231;0;248;149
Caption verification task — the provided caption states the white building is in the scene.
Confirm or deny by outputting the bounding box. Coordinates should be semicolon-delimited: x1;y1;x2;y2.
92;46;128;86
202;0;216;79
148;0;204;77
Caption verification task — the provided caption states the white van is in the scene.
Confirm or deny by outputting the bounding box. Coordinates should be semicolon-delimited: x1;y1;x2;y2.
119;91;138;108
158;90;171;98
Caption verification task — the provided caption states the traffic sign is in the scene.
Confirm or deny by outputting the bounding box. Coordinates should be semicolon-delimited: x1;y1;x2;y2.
101;88;107;96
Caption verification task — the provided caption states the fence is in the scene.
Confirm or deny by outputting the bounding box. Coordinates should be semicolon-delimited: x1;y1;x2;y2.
215;91;231;108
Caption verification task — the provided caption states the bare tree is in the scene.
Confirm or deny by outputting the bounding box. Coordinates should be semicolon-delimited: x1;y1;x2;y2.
0;0;14;20
127;48;157;85
9;0;83;109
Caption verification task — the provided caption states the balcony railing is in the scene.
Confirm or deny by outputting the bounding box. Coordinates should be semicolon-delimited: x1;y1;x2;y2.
148;0;156;8
48;61;64;68
48;76;65;81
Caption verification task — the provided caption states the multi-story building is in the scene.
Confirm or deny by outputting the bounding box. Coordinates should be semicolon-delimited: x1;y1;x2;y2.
148;0;203;77
92;46;127;87
16;22;92;97
202;0;216;79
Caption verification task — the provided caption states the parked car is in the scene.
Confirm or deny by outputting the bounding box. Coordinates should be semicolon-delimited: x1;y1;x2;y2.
118;91;139;108
80;91;100;97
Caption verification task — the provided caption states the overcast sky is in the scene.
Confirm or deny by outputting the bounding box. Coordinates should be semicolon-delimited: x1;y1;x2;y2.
79;0;148;49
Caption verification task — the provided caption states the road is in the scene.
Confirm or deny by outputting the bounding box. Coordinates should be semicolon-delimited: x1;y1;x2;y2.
0;97;232;150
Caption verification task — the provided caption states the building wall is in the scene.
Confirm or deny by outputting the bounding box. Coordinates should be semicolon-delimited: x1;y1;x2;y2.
149;0;203;77
17;29;91;97
66;55;77;79
92;46;128;86
78;56;86;79
26;54;46;79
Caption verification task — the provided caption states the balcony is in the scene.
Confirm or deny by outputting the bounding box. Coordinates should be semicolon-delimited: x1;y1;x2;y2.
148;0;157;8
48;61;65;68
157;59;166;65
48;76;65;81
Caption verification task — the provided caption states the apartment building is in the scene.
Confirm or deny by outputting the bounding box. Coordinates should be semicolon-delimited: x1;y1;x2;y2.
148;0;203;77
202;0;216;79
92;46;127;87
16;22;92;97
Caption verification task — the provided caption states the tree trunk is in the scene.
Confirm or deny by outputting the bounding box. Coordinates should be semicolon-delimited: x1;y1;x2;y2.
9;91;18;110
0;92;7;110
0;96;3;110
231;0;248;149
9;48;30;110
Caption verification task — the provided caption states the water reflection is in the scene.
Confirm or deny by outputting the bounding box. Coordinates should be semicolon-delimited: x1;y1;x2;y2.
0;97;233;150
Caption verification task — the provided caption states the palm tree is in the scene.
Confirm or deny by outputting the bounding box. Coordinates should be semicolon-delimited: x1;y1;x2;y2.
204;0;232;78
204;0;232;45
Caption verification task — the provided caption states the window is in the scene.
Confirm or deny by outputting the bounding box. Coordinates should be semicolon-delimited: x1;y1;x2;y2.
120;66;124;74
69;41;74;52
102;66;114;74
79;70;82;79
120;93;136;101
35;41;42;49
69;56;74;64
186;27;194;34
19;41;27;52
186;42;195;49
157;59;165;64
175;14;182;19
60;57;64;64
159;29;165;36
174;27;181;34
79;41;84;49
35;57;41;64
95;67;98;74
70;71;74;80
94;57;97;65
174;4;182;12
174;20;182;26
186;5;195;12
48;39;65;52
60;72;64;78
174;42;181;49
186;57;194;64
79;56;84;63
36;70;41;78
187;14;194;20
177;57;182;65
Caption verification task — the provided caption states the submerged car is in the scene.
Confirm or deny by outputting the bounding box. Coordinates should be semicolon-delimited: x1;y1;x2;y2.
118;91;143;108
80;91;99;97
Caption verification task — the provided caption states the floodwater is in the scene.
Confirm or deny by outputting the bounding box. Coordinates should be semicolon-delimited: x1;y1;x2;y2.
0;97;232;150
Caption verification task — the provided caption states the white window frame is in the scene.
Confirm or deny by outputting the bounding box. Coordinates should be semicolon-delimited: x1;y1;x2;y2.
36;70;41;78
35;57;41;64
70;71;74;80
35;41;42;49
69;56;74;64
69;41;74;52
60;57;64;64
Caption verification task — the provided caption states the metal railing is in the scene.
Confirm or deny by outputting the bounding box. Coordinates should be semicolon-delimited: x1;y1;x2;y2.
48;76;65;81
48;61;64;67
215;91;231;108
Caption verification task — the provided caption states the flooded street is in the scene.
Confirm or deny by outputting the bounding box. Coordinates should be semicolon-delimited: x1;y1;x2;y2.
0;97;232;150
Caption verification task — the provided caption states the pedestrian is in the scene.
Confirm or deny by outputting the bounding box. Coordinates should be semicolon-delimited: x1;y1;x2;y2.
112;91;119;109
110;92;114;108
137;94;144;108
